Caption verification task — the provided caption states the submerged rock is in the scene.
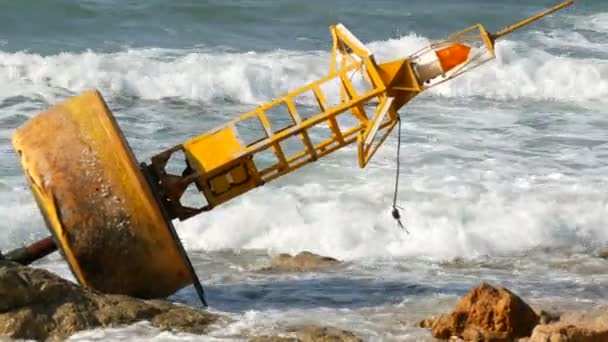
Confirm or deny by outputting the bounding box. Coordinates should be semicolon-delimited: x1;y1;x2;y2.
420;282;539;341
262;251;340;272
250;325;362;342
529;305;608;342
538;309;562;325
0;260;219;340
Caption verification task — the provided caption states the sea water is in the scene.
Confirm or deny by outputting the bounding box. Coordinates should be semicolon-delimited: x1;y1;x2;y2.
1;0;607;340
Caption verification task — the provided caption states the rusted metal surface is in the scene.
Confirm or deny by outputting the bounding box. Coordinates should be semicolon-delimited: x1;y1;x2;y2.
148;145;210;221
12;90;198;299
3;236;57;265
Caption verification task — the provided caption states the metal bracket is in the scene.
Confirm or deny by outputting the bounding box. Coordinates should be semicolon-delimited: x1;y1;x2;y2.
140;162;208;307
148;145;210;220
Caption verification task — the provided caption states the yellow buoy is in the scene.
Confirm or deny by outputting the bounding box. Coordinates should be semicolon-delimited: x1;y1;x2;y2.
12;90;205;302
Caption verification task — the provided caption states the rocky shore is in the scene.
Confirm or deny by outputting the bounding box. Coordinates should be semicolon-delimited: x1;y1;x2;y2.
419;283;608;341
0;255;360;341
0;260;220;340
1;253;606;341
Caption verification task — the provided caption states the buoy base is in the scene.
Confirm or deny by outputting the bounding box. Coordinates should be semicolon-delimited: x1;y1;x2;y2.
12;90;204;302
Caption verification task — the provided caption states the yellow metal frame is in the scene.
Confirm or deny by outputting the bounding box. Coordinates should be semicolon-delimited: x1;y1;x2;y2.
151;1;575;217
173;24;423;212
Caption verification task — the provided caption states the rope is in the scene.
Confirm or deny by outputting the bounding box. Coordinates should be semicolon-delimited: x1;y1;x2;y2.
391;115;409;234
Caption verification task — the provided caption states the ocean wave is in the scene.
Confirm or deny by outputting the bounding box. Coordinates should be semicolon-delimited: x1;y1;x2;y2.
175;173;608;261
0;48;327;104
527;29;608;59
575;12;608;33
0;31;605;107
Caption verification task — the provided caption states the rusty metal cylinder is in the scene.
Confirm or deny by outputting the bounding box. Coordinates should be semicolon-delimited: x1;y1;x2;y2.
4;236;58;265
12;90;202;300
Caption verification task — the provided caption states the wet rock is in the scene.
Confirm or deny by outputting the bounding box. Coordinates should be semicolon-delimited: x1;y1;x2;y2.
0;260;219;340
529;305;608;342
250;325;362;342
421;283;539;341
250;337;300;342
597;249;608;259
262;252;340;272
417;318;434;329
290;326;362;342
538;310;561;325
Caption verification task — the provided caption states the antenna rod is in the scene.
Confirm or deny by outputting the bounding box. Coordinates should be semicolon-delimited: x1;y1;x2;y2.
492;0;574;41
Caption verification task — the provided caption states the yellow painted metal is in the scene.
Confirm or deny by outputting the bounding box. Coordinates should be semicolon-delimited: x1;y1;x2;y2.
167;1;574;213
177;25;411;210
186;126;246;171
12;90;196;299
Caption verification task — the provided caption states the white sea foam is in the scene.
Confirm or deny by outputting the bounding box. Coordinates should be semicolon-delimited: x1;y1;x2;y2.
0;30;605;107
575;12;608;33
530;29;608;52
175;166;608;261
0;48;326;104
0;188;46;251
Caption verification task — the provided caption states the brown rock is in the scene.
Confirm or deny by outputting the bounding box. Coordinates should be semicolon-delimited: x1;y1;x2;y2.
529;305;608;342
0;261;220;340
417;318;434;329
263;252;340;272
250;325;362;342
426;283;539;341
292;325;362;342
597;249;608;259
538;310;561;325
250;337;300;342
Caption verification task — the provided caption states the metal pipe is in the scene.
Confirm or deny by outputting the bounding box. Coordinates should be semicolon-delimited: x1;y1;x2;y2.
3;236;57;265
492;0;574;41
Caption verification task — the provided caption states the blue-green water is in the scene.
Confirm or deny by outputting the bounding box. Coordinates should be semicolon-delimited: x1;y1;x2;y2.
1;1;608;340
2;0;601;54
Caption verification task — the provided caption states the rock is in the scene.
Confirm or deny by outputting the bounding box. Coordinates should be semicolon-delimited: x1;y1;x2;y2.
250;337;300;342
538;310;561;325
598;249;608;259
423;283;539;341
0;261;220;340
262;252;340;272
417;318;434;329
529;305;608;342
250;325;362;342
290;326;362;342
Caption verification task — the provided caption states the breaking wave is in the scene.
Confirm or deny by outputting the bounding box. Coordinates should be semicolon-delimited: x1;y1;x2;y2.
176;172;608;261
576;12;608;33
0;30;605;107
